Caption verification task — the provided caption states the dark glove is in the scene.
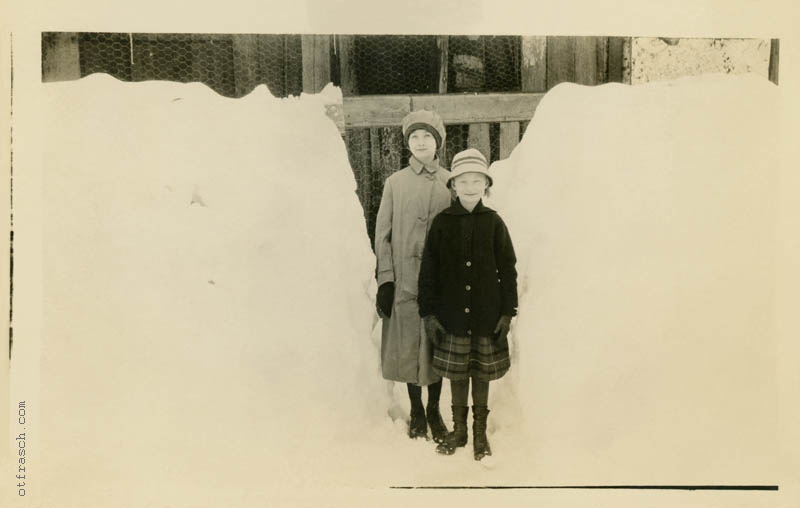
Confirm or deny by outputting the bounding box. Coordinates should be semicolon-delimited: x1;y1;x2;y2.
376;282;395;318
423;315;446;346
492;315;512;344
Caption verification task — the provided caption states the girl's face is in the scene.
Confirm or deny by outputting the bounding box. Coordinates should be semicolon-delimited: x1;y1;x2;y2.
452;172;489;208
408;129;438;163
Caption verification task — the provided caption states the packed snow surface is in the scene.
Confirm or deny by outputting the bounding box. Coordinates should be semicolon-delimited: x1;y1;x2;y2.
36;73;782;506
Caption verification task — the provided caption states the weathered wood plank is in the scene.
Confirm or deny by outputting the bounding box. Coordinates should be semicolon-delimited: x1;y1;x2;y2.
499;122;520;159
411;93;544;125
622;37;633;84
41;32;81;82
337;35;357;96
346;128;372;222
258;34;288;97
344;96;411;129
370;129;382;179
595;36;608;84
438;36;450;94
329;93;545;132
301;34;331;93
769;38;779;85
521;36;547;92
232;34;259;97
370;128;404;181
607;36;625;83
468;123;491;159
546;36;576;90
284;35;304;96
574;36;598;85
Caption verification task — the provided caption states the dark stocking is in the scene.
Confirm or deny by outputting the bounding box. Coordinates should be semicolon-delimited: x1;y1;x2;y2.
407;383;424;413
471;378;489;406
450;379;469;407
427;379;442;407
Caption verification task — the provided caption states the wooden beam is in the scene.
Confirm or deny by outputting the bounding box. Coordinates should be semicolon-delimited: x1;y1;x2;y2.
284;35;304;96
346;128;372;217
342;95;411;129
438;36;450;94
546;36;576;90
327;92;545;132
595;36;608;84
521;36;547;92
411;92;544;124
436;35;449;162
258;35;287;97
301;35;332;93
232;34;259;97
622;37;633;84
574;36;598;86
498;122;520;159
769;39;779;85
337;35;357;96
468;123;491;160
607;36;625;83
41;32;81;82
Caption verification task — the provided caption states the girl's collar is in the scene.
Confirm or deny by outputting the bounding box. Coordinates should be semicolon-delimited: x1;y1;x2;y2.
446;198;490;215
409;155;441;174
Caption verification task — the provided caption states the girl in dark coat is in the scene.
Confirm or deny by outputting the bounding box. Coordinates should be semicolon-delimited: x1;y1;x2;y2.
418;148;518;461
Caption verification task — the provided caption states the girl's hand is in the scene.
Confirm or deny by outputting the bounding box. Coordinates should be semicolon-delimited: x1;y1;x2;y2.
492;315;512;343
376;282;395;318
423;315;446;346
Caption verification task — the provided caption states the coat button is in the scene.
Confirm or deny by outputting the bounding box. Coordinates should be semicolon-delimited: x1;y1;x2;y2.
465;308;470;313
466;261;472;267
465;285;471;291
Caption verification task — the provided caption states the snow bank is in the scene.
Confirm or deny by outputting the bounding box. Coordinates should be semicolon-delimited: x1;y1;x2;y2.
36;72;785;503
40;75;387;506
490;74;782;483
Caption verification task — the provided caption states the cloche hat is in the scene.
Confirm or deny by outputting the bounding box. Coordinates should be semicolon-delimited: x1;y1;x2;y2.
402;110;446;150
447;148;493;187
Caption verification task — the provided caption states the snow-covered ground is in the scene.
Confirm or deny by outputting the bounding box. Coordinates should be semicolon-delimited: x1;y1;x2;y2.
29;72;786;506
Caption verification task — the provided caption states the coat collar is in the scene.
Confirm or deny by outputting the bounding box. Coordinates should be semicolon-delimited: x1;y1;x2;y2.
410;155;441;175
443;198;492;215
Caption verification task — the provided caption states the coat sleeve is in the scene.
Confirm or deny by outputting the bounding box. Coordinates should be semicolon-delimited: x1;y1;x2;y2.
375;178;395;285
494;215;518;317
418;217;442;318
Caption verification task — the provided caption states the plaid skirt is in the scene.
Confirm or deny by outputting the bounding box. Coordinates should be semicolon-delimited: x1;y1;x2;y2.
432;333;510;382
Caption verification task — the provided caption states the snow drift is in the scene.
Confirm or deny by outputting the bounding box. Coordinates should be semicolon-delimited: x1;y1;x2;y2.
490;73;782;483
34;72;784;506
39;75;387;507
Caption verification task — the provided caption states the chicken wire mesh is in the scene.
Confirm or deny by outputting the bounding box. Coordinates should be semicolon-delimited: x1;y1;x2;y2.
70;32;303;98
351;35;440;94
447;35;521;92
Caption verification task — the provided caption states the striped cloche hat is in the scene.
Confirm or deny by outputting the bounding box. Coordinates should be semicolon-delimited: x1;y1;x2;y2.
447;148;493;188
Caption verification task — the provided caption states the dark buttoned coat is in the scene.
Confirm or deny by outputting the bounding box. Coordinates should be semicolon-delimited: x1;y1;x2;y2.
418;199;518;337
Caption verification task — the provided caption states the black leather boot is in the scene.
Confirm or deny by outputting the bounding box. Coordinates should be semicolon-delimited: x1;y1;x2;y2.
408;406;427;439
436;405;468;455
426;401;449;444
472;405;492;460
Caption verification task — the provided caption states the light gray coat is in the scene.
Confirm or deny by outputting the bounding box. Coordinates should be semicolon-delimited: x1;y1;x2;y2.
375;156;452;385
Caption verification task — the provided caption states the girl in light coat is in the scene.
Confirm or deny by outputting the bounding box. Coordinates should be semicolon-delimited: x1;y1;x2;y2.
375;110;452;442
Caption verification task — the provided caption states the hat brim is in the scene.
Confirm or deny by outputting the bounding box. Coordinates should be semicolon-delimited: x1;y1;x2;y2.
403;122;443;149
447;167;493;188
